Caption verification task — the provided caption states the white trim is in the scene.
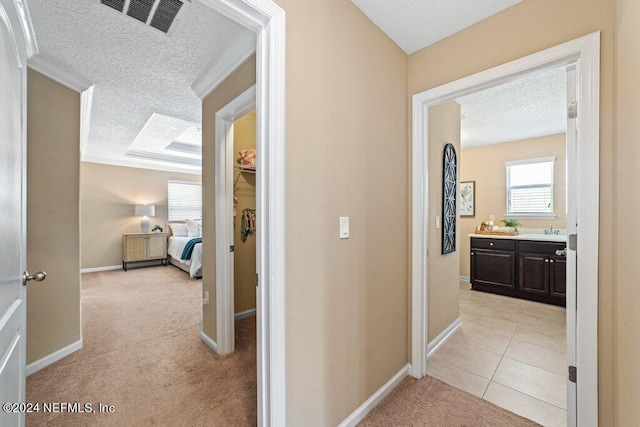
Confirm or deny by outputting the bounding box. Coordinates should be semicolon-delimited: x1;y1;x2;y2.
81;156;202;175
198;325;218;353
14;0;38;58
191;31;256;99
235;308;257;320
426;317;462;359
80;265;121;274
215;85;256;357
338;364;411;427
26;339;82;376
459;275;470;283
80;86;94;154
27;54;93;92
411;32;600;426
202;2;286;426
504;156;556;167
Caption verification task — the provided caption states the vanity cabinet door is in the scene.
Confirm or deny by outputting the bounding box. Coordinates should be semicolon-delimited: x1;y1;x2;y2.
550;255;567;297
518;252;550;295
471;249;516;289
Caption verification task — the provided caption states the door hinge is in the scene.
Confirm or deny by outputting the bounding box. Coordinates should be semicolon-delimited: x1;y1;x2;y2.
568;101;578;119
568;234;577;251
229;245;234;253
256;273;259;287
569;365;577;383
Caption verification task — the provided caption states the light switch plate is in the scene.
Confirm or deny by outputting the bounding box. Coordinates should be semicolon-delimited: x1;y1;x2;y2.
435;216;441;229
340;217;349;239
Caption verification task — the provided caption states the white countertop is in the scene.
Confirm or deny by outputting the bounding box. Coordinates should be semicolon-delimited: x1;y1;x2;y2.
469;233;566;243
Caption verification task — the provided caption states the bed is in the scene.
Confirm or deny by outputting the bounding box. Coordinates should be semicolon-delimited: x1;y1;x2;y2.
167;221;203;278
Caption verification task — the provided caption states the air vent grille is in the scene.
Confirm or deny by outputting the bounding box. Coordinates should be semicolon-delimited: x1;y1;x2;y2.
127;0;155;23
100;0;125;12
150;0;184;33
99;0;189;35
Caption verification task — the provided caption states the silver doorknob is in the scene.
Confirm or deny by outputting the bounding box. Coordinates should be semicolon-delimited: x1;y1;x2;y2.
555;248;567;256
23;271;47;285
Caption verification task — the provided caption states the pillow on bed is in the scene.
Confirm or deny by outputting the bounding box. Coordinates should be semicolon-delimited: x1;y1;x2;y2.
185;219;200;238
169;223;188;237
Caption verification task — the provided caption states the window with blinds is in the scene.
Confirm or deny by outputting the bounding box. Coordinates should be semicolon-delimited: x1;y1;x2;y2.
506;157;555;215
168;180;202;221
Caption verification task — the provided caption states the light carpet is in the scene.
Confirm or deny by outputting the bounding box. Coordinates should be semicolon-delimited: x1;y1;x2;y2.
359;375;539;426
26;266;256;426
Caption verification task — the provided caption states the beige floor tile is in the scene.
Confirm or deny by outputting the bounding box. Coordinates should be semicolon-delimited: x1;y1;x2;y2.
492;357;567;409
461;312;518;338
449;323;513;355
427;358;490;397
430;338;502;379
483;382;568;427
505;339;567;376
513;323;567;352
525;301;567;323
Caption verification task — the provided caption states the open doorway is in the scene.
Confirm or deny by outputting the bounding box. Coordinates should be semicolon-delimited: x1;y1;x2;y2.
411;33;600;427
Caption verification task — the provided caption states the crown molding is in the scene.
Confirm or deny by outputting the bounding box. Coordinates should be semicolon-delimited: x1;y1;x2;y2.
28;53;93;92
14;0;38;58
82;155;202;176
191;30;256;99
125;148;201;166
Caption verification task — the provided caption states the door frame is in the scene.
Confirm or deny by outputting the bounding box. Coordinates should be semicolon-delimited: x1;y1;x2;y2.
199;1;286;426
214;84;256;354
411;32;600;425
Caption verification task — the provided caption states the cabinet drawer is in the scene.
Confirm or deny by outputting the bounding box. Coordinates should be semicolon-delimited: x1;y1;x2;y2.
471;238;515;251
518;241;565;254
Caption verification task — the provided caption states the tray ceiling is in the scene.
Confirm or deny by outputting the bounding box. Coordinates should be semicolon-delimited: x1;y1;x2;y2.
28;0;251;173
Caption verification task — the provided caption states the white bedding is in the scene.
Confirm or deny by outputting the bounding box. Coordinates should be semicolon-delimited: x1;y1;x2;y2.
168;236;203;278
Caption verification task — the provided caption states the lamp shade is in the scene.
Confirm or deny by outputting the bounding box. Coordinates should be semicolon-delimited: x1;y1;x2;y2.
135;205;155;217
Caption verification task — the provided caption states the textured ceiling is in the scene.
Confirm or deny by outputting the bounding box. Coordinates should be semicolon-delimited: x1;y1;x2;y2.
456;67;567;148
28;0;250;172
350;0;522;54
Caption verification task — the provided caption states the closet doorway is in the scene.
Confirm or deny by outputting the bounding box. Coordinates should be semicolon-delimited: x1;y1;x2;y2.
214;85;257;354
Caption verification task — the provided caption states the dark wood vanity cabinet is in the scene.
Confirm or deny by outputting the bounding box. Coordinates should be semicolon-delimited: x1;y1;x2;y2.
471;237;566;306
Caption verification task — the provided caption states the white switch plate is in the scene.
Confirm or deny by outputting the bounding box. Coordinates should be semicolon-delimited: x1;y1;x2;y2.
435;216;441;229
203;291;210;306
340;217;349;239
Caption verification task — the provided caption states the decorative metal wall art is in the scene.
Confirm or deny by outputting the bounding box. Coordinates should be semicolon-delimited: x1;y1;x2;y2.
442;143;457;254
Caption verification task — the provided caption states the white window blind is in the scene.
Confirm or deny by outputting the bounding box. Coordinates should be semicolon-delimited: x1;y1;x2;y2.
506;157;555;215
168;181;202;221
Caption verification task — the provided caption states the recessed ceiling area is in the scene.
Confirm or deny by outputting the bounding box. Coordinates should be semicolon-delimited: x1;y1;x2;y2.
350;0;522;54
456;67;567;149
28;0;252;173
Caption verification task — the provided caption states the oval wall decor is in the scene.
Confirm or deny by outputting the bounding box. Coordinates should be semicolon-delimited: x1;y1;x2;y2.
442;143;457;254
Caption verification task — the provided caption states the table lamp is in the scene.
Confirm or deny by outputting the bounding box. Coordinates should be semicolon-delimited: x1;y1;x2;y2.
135;204;155;233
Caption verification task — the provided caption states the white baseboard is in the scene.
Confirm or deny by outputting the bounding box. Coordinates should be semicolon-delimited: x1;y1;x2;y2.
459;275;470;282
198;325;218;353
338;363;411;427
81;265;121;274
235;308;256;320
427;317;462;359
26;339;83;376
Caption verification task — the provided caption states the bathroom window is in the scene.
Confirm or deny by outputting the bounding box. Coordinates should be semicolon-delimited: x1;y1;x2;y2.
505;157;555;218
168;180;202;221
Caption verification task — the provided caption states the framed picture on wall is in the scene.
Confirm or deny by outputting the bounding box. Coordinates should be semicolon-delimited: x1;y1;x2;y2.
460;181;475;217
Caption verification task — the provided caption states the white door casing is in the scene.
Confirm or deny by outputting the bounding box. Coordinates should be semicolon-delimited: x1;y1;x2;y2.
215;85;256;355
0;0;30;425
412;32;600;425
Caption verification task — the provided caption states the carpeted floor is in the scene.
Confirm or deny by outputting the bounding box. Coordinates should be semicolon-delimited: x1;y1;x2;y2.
26;266;256;426
360;376;539;426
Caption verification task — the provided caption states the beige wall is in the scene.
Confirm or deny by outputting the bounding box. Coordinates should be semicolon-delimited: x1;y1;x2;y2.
428;102;461;341
80;162;200;269
459;134;567;277
272;1;408;425
26;69;81;363
614;0;640;423
408;0;615;422
233;111;257;314
202;55;257;341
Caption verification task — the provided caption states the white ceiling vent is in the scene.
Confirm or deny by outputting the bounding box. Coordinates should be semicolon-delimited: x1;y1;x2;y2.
99;0;190;35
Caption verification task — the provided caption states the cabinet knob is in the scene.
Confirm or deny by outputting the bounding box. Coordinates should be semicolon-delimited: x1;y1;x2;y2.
545;259;549;263
550;260;554;263
471;252;474;256
489;242;494;246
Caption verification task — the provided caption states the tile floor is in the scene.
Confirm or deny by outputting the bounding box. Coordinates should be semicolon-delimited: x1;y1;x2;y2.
427;282;568;427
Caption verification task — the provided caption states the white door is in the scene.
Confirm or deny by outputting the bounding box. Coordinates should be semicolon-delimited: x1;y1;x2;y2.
0;1;29;425
565;64;578;427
